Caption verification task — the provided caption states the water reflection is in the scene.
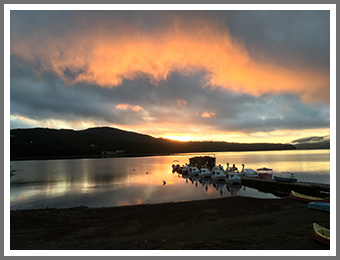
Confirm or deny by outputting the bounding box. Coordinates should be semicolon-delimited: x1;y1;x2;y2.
226;183;242;196
212;181;225;196
10;150;330;210
198;178;211;192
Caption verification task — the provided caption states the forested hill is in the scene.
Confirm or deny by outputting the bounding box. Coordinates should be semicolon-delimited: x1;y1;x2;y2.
10;127;296;160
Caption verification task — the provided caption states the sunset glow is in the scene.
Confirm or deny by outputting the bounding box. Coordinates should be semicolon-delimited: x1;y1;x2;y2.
11;16;330;104
8;8;332;144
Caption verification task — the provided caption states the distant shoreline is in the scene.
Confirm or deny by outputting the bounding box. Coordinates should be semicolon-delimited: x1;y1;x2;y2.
11;127;329;161
10;147;330;161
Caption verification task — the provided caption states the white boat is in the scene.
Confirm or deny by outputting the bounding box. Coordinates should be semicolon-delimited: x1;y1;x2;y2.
274;172;297;182
171;160;181;172
199;165;212;178
240;164;258;177
188;164;200;176
226;166;241;184
211;164;226;181
181;163;190;175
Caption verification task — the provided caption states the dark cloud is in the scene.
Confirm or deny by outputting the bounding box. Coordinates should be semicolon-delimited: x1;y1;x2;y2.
222;10;330;70
9;10;331;142
10;67;330;135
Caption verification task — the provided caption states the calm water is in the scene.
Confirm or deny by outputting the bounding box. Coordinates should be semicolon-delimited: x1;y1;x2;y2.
10;150;330;210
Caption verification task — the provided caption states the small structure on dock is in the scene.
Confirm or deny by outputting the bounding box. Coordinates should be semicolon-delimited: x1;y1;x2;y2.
189;156;216;170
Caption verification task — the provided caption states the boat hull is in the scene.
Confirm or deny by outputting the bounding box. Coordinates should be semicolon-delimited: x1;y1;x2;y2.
258;173;272;179
274;176;297;182
244;173;258;178
212;176;226;182
312;223;330;245
226;179;241;184
308;202;330;212
199;174;212;178
226;174;241;184
290;190;330;203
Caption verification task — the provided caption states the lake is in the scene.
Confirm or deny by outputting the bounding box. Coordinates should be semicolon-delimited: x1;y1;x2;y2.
10;149;330;210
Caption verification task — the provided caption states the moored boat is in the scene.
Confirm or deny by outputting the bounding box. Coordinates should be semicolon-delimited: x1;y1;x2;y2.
199;165;212;178
171;160;181;173
257;167;273;179
312;223;330;245
181;164;190;175
225;164;241;184
240;164;258;177
188;164;200;176
211;164;226;181
274;172;297;182
290;190;330;203
308;201;330;212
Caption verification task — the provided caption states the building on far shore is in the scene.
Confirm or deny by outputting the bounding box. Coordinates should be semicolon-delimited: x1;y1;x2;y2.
189;156;216;170
101;150;125;157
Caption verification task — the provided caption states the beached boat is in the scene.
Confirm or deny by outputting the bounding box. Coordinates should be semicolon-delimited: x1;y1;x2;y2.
290;190;330;203
274;172;297;182
312;223;330;245
199;165;212;178
257;167;273;179
308;201;330;212
239;164;258;177
211;164;226;181
188;164;200;176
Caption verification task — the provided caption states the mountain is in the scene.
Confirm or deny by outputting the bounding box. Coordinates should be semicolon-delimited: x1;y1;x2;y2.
10;127;296;160
289;135;330;149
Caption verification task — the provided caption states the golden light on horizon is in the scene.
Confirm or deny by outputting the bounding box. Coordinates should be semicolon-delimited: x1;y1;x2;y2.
164;135;195;142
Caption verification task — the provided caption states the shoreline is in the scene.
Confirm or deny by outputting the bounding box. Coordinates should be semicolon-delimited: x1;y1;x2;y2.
10;147;329;161
10;195;330;250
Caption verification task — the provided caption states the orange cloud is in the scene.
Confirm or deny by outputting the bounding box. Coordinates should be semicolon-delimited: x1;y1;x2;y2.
115;104;144;112
11;15;329;104
176;99;187;107
201;111;215;118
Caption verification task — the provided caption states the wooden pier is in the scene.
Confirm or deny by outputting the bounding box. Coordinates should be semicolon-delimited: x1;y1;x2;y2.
240;176;330;198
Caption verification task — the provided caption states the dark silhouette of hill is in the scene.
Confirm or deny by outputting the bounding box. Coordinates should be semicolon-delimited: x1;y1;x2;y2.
10;127;296;160
290;135;330;149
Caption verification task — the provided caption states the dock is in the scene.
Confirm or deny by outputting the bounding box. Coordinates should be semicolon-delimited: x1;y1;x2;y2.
240;176;330;198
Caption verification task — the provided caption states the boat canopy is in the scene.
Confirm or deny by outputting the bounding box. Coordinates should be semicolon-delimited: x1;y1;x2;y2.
257;167;272;171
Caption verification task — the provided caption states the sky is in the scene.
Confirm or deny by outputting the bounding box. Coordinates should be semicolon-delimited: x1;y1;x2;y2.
8;7;333;143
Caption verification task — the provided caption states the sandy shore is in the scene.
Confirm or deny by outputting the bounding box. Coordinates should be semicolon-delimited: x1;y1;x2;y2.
10;196;330;251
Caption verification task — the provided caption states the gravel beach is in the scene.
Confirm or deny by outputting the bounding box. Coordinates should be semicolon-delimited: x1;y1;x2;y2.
10;196;330;251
